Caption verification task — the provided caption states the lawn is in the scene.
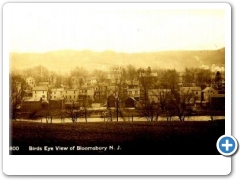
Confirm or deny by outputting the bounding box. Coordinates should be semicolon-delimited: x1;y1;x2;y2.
10;120;225;155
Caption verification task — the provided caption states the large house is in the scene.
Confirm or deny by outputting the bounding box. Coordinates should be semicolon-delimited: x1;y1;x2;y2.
79;87;95;100
180;86;201;102
32;86;48;101
127;85;140;100
26;77;35;89
50;88;65;100
64;89;79;102
202;87;218;102
148;89;171;103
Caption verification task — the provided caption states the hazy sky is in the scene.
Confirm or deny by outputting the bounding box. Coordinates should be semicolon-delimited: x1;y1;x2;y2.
7;3;226;53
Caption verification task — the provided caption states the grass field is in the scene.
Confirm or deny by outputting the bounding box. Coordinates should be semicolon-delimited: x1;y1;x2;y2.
10;120;225;155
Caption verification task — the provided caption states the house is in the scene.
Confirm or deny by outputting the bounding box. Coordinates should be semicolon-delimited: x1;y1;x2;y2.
79;87;95;100
202;87;218;102
64;89;79;102
127;85;140;100
21;99;42;112
107;94;117;108
32;86;48;101
26;77;35;89
87;77;98;85
180;86;202;102
139;72;157;78
125;97;136;108
148;89;171;103
93;84;108;102
38;81;49;87
50;88;65;100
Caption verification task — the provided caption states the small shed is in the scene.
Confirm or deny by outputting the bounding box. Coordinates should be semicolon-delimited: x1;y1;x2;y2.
125;97;136;108
107;94;116;108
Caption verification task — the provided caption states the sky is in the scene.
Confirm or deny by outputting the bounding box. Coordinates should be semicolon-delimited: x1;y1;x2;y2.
7;3;226;53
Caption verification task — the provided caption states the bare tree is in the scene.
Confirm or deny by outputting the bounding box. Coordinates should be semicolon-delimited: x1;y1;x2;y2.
79;97;91;122
183;68;196;86
9;74;25;120
65;101;79;122
138;99;160;121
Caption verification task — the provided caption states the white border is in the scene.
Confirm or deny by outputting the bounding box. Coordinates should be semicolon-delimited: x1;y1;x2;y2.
3;2;231;175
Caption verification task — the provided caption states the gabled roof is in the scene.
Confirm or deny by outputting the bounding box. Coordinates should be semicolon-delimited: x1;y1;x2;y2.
32;86;48;91
202;87;217;92
51;88;64;92
126;97;136;101
180;86;201;91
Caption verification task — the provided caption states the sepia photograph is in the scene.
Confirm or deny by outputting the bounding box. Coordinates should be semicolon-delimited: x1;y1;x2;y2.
8;3;227;155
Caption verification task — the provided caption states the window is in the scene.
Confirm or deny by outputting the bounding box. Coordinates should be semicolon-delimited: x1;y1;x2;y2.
129;91;132;94
69;96;71;99
54;96;56;98
54;92;56;94
43;91;44;94
196;92;198;94
74;91;75;94
135;91;138;94
35;91;36;94
42;95;45;98
74;95;75;99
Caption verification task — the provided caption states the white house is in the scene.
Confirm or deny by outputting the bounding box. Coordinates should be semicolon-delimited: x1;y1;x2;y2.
127;85;140;100
50;88;65;100
26;77;35;89
32;86;48;101
64;89;79;102
79;87;94;100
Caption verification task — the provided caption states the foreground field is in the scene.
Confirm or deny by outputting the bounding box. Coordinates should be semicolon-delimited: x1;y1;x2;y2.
10;120;225;155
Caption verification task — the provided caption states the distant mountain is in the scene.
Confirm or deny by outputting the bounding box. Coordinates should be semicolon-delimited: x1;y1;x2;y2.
10;48;225;73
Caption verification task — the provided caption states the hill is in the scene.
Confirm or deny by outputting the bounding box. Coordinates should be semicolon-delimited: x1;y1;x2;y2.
10;48;225;73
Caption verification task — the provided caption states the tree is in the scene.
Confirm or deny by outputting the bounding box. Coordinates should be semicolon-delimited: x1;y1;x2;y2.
172;88;195;121
159;69;179;93
9;74;25;120
183;68;196;86
70;66;88;88
65;101;79;122
138;99;160;121
126;65;137;84
79;97;91;122
195;68;212;88
214;71;222;90
158;69;195;121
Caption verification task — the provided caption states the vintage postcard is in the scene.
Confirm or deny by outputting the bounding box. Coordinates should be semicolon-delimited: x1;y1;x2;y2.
3;2;232;175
